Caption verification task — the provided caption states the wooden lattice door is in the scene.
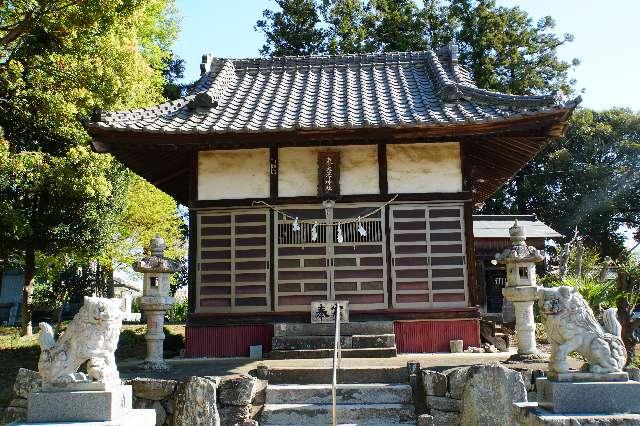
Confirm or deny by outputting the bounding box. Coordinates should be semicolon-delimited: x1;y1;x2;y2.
196;209;271;313
274;204;387;312
390;204;468;309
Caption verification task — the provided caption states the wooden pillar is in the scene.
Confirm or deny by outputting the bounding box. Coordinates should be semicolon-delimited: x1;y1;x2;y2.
460;142;478;307
188;151;198;315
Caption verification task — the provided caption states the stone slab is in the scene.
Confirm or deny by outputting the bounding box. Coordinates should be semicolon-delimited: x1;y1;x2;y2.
266;366;407;385
310;300;349;323
10;408;155;426
547;371;629;382
513;402;640;426
27;385;132;422
268;346;397;359
261;403;415;425
274;321;394;336
536;378;640;414
265;383;412;404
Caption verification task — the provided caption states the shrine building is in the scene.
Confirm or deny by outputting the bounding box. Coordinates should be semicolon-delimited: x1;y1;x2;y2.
88;46;578;357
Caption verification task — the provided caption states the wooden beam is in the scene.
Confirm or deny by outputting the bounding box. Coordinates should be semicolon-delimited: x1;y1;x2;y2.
270;146;278;198
188;192;473;209
152;168;189;186
378;143;388;195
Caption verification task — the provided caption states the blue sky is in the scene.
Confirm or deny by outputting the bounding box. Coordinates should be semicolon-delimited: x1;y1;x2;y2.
173;0;640;111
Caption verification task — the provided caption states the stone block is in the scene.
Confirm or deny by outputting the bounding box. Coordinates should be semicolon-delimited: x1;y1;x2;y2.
449;340;463;353
418;413;435;426
219;404;251;425
9;408;156;426
423;370;448;396
13;368;41;399
9;398;27;409
626;366;640;382
430;409;460;426
128;378;177;400
513;402;640;426
547;371;629;382
135;398;167;426
426;395;461;412
173;376;219;426
459;364;527;426
536;377;640;414
27;384;132;423
444;366;469;399
219;375;258;406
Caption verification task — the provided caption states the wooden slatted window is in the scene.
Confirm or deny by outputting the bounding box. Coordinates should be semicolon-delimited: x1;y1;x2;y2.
197;209;270;313
390;204;467;309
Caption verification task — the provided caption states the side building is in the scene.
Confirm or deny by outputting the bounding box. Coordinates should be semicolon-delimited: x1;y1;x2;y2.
88;47;577;356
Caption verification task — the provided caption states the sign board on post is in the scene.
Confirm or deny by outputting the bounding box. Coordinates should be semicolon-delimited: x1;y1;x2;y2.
311;300;349;323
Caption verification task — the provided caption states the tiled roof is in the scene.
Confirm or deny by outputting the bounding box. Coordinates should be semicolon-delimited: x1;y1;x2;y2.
473;215;563;239
90;46;578;135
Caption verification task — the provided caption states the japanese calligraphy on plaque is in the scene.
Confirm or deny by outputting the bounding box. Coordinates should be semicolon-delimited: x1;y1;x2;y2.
311;300;349;323
317;151;340;200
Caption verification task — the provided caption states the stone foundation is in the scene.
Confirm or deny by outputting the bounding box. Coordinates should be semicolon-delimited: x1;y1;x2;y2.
4;369;264;426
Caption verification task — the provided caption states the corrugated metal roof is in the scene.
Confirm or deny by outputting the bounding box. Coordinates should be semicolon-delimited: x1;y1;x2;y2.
473;215;562;239
89;47;578;135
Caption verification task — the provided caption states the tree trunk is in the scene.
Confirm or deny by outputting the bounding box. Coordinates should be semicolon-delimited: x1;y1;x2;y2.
575;239;584;277
558;242;572;280
21;248;36;336
616;271;637;365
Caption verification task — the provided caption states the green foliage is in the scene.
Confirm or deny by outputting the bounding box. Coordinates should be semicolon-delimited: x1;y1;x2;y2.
0;0;180;154
482;109;640;257
256;0;326;56
167;298;188;324
540;274;617;313
0;141;129;258
109;176;187;268
257;0;576;96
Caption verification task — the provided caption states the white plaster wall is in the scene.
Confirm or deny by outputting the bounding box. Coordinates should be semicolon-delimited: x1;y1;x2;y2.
198;149;270;200
387;142;462;193
278;145;379;197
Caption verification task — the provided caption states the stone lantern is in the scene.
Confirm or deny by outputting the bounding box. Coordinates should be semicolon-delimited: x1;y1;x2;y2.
133;234;180;370
493;220;544;356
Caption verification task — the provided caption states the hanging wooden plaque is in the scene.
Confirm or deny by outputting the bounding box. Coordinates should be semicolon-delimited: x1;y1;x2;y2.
317;151;340;200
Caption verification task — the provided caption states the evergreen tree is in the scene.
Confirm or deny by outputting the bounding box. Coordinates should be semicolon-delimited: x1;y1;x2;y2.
481;109;640;257
255;0;326;56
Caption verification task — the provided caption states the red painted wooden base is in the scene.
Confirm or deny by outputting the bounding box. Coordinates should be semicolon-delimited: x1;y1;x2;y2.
185;319;480;357
186;324;274;357
394;319;480;353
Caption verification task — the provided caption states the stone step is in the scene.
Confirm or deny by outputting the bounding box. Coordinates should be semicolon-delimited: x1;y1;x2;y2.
274;321;394;337
261;403;416;425
269;347;397;359
272;334;396;350
266;367;408;385
266;383;413;404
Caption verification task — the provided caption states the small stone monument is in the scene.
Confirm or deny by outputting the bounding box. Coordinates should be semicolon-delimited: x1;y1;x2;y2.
14;296;155;425
493;220;544;356
513;286;640;424
133;234;180;371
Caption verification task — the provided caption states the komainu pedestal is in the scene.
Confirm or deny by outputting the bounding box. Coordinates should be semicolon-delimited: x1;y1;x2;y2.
513;285;640;425
11;296;155;426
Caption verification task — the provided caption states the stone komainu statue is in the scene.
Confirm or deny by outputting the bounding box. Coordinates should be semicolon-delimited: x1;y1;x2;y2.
38;296;123;386
538;286;626;374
